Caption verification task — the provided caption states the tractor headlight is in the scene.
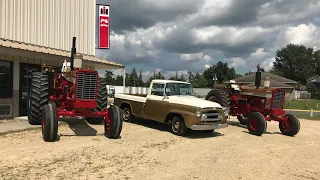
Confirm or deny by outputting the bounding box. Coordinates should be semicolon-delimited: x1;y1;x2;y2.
195;107;202;117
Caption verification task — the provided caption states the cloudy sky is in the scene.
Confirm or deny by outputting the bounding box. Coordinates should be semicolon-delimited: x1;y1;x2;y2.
95;0;320;81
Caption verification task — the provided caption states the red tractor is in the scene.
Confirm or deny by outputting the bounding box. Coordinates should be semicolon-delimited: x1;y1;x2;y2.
27;37;123;142
205;66;300;136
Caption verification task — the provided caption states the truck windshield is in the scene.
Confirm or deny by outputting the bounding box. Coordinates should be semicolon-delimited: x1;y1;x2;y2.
165;83;195;96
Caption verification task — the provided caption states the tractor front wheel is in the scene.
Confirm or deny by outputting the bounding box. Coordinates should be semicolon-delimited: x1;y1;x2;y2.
104;105;123;139
279;114;300;136
247;112;267;136
42;103;58;142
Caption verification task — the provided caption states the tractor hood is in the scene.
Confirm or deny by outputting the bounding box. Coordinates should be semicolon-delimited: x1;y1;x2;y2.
166;96;222;109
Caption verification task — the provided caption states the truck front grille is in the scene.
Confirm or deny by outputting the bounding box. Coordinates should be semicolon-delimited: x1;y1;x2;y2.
272;89;285;109
76;72;97;100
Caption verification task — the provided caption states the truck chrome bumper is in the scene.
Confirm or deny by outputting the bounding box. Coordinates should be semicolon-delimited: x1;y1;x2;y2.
189;123;228;130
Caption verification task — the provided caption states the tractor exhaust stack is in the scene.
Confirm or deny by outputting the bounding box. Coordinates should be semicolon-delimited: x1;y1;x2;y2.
70;37;76;71
255;64;261;89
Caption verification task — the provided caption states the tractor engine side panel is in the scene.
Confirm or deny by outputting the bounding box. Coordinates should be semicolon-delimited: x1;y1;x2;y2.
74;70;98;109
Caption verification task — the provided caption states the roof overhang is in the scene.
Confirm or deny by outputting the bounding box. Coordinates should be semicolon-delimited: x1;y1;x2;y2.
0;38;124;69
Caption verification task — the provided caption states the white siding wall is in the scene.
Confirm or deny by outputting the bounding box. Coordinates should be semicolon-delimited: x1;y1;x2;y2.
0;0;95;55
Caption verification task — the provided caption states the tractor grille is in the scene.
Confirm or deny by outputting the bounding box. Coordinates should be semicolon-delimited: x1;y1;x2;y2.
272;89;285;109
76;72;97;100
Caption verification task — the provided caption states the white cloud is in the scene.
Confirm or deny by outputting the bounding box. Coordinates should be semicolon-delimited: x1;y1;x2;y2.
229;57;247;68
249;48;268;59
276;23;320;48
204;64;210;69
193;26;274;47
260;57;276;72
180;53;212;61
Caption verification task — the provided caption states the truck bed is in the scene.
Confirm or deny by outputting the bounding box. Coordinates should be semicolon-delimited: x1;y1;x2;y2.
113;93;147;117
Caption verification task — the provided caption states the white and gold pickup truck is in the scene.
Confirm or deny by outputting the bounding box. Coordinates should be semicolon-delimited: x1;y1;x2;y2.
113;79;228;136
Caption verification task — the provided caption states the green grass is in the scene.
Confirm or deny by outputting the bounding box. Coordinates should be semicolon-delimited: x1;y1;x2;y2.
284;99;320;110
295;115;320;120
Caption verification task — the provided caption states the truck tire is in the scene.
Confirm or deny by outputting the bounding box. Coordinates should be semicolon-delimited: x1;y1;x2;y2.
105;105;123;139
28;72;49;125
121;105;134;122
42;103;58;142
86;79;108;125
171;115;187;136
279;114;300;136
247;112;267;136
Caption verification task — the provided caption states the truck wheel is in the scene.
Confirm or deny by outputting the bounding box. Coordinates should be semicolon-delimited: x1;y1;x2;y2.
247;112;267;136
86;79;108;125
171;115;187;136
279;114;300;136
105;105;123;139
42;103;58;142
122;105;134;122
28;72;49;125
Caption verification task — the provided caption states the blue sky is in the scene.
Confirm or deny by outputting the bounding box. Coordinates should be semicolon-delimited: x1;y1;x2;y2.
95;0;320;81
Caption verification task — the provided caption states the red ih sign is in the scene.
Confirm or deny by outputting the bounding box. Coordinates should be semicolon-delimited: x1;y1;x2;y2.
98;5;109;49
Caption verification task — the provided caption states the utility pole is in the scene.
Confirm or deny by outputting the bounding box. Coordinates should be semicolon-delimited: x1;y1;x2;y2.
213;73;217;89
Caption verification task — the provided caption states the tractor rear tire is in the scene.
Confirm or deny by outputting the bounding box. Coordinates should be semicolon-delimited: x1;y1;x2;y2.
28;72;49;125
105;105;123;139
205;89;230;113
247;112;267;136
42;103;58;142
279;114;300;136
86;79;108;125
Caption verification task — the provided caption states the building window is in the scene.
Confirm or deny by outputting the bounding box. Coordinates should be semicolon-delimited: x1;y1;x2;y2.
0;60;13;98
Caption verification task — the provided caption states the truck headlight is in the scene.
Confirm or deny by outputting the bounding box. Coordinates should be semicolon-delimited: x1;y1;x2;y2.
195;107;202;117
222;107;230;117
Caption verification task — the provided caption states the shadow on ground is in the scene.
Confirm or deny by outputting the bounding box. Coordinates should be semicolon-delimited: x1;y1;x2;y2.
227;120;281;135
59;118;99;136
127;117;225;139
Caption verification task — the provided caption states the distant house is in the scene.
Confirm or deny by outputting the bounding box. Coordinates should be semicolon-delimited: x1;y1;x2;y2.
226;72;298;100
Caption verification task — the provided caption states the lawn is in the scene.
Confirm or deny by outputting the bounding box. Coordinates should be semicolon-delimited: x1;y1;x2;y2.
284;99;320;110
295;115;320;120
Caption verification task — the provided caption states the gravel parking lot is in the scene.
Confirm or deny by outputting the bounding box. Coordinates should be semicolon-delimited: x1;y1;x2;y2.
0;117;319;180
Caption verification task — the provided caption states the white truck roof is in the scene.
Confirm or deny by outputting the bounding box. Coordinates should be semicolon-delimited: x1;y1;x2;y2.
151;79;190;84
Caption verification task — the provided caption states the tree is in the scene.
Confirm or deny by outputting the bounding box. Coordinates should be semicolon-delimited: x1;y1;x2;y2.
188;72;208;88
314;50;320;76
272;44;315;84
114;75;123;86
104;70;115;85
137;70;144;87
203;61;236;87
306;82;320;99
180;73;186;82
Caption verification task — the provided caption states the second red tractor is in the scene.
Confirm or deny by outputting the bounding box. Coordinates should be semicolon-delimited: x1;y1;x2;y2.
205;66;300;136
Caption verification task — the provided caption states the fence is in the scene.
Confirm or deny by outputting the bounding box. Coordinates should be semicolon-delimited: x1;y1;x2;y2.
111;86;209;98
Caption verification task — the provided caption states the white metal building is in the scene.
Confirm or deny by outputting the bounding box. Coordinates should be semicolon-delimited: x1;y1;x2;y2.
0;0;124;118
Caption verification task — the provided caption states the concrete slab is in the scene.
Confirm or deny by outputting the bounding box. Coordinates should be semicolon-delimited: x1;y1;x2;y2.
0;120;40;134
